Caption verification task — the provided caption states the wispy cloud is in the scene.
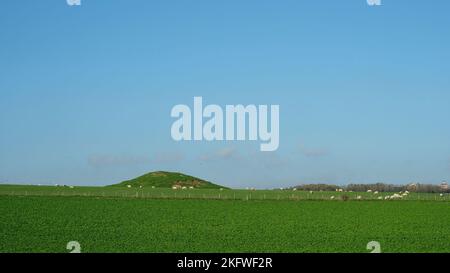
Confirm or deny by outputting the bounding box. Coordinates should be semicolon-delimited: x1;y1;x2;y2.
298;143;330;158
88;154;151;168
88;152;184;168
199;147;238;161
153;152;184;164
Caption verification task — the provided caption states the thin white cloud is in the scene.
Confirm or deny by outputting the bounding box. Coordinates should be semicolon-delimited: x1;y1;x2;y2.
88;152;184;168
87;154;151;168
199;147;238;161
298;143;330;158
153;152;184;164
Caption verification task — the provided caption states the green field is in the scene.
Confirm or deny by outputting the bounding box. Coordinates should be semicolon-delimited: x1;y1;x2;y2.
0;184;448;201
1;185;450;253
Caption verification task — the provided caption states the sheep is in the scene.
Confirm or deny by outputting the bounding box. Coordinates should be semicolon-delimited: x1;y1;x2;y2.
309;191;313;194
189;186;194;189
182;186;187;190
338;189;344;192
330;196;335;200
390;194;403;200
357;195;362;200
374;191;379;195
172;186;178;190
293;188;297;191
377;196;383;200
139;185;143;189
440;194;444;197
69;186;74;189
127;185;131;188
367;190;372;193
151;186;156;189
220;188;224;191
384;196;390;200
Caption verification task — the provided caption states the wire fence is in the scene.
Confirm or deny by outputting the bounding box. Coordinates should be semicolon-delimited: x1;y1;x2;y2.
1;188;449;202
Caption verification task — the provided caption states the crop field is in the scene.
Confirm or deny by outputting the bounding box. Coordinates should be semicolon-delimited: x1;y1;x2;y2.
1;186;450;253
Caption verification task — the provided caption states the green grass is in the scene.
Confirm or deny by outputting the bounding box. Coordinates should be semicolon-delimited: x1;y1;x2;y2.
1;195;449;253
111;171;227;189
0;184;448;201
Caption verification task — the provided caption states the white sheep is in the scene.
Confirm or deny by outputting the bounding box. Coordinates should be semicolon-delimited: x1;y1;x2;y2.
182;186;187;190
309;191;313;194
390;194;403;200
440;194;444;197
189;186;194;189
374;191;379;195
377;196;383;200
357;195;362;200
367;190;372;193
127;185;131;188
172;186;178;190
330;196;335;200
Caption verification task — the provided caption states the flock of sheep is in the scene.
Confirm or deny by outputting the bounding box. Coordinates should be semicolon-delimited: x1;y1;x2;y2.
285;187;419;201
328;189;412;201
126;185;156;189
171;186;195;190
125;184;226;191
122;184;447;201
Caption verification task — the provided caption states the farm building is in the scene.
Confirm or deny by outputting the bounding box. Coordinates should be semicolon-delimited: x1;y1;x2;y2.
406;183;418;192
441;181;449;192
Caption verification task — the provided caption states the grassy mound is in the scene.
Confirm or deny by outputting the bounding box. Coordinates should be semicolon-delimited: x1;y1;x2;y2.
111;171;227;189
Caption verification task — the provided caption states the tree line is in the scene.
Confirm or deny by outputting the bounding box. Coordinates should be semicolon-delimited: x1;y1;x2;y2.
292;183;449;193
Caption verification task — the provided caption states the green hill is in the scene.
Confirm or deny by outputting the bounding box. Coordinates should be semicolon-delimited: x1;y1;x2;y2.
111;171;228;189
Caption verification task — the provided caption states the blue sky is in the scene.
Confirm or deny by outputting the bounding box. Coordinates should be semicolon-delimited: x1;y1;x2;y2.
1;0;449;188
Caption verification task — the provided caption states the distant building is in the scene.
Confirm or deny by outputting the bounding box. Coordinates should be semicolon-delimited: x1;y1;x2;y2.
406;183;418;192
441;181;449;192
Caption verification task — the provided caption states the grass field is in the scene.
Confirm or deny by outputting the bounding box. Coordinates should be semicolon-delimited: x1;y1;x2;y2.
1;185;449;253
0;184;448;201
